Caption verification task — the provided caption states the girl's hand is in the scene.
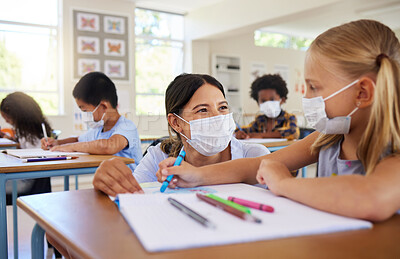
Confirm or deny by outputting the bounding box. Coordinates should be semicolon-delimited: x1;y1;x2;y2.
256;159;293;196
157;157;203;188
93;158;143;196
41;137;58;150
235;130;250;139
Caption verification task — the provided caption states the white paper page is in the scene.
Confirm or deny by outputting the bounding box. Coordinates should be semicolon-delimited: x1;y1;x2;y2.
4;148;89;158
118;183;372;252
238;138;288;144
0;138;16;145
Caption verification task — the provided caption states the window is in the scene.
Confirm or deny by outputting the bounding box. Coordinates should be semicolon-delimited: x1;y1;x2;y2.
0;0;60;115
135;8;184;115
254;30;312;51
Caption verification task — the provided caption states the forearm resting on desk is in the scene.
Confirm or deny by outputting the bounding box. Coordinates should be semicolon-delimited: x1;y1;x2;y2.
51;135;127;154
159;132;319;188
267;156;400;221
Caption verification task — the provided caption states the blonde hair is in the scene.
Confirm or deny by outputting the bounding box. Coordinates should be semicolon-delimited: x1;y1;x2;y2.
309;19;400;175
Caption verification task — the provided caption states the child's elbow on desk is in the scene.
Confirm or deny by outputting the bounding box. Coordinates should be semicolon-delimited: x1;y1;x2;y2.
353;193;397;222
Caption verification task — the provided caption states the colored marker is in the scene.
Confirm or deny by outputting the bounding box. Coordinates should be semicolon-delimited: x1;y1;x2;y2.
206;194;251;214
235;122;244;131
168;197;216;229
160;148;186;192
21;156;78;163
228;196;274;213
197;193;261;224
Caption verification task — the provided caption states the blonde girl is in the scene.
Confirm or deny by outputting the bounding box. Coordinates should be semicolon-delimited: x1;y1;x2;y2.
157;19;400;222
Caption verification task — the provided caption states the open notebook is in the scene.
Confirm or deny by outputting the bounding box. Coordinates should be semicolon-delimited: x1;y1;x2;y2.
2;148;88;158
118;183;372;252
0;138;16;145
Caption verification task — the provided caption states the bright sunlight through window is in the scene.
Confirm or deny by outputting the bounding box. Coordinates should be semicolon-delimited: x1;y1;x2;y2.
254;30;312;51
0;0;61;115
135;8;184;116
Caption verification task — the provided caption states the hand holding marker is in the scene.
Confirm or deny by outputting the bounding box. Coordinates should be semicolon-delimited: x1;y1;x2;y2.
160;148;186;192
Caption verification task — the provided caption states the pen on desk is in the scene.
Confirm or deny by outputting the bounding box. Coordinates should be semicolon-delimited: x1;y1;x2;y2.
206;194;251;214
41;122;49;146
21;156;78;163
168;197;216;229
160;148;186;192
228;196;274;213
196;193;262;223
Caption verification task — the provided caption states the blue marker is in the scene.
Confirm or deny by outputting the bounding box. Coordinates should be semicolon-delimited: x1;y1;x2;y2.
160;149;186;192
235;122;244;131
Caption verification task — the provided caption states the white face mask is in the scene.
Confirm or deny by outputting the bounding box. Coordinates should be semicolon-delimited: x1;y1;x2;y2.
174;113;236;156
82;104;105;129
259;100;281;118
302;79;359;134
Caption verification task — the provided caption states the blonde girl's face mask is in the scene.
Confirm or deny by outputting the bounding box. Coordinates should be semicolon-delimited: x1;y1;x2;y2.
174;113;236;156
302;79;359;134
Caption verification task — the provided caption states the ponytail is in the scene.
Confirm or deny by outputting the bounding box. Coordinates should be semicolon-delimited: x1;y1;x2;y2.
358;56;400;174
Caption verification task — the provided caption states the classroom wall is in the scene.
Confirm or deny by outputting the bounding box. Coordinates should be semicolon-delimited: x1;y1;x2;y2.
54;0;169;139
192;33;307;126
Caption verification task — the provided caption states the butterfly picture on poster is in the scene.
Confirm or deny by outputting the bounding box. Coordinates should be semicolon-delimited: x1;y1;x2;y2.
78;59;100;76
77;36;100;55
104;39;125;57
104;16;125;34
73;10;129;81
77;13;99;32
105;60;125;78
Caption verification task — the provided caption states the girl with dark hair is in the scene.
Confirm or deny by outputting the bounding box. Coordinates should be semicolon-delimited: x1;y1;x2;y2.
93;73;270;196
0;92;52;202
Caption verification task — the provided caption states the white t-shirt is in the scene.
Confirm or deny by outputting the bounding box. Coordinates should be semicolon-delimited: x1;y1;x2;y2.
133;137;270;183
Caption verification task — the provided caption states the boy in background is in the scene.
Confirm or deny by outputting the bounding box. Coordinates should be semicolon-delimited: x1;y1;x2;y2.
235;74;299;140
42;72;142;169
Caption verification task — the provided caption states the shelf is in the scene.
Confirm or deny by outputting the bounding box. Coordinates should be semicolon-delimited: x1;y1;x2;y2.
216;69;240;74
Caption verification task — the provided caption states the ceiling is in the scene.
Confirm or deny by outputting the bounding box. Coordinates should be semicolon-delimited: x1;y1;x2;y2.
131;0;400;38
259;0;400;38
132;0;225;14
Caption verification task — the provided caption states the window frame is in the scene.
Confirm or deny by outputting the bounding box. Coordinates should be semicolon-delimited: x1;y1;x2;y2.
0;1;63;115
134;7;185;116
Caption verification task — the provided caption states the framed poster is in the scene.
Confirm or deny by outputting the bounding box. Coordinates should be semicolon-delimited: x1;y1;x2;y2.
73;9;129;80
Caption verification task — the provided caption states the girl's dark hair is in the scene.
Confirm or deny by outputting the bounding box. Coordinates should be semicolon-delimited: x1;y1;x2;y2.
250;74;288;102
160;73;225;157
73;72;118;108
0;92;52;145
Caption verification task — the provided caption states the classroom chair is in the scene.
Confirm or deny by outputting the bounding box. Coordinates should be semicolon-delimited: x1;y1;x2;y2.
143;136;169;156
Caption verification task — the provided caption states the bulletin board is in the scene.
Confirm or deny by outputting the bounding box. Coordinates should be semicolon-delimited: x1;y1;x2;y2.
72;9;129;80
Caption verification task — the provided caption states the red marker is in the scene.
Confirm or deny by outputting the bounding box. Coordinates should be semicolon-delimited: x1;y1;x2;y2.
227;196;274;213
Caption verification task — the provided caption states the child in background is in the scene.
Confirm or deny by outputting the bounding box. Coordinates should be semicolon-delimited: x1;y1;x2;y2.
41;72;142;170
158;19;400;222
235;74;299;140
93;74;270;196
0;92;52;203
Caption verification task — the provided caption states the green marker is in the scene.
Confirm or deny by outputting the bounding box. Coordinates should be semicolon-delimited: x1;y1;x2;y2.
206;194;252;214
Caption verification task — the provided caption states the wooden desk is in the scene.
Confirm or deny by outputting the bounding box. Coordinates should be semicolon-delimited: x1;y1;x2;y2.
0;141;18;150
0;154;134;259
18;189;400;259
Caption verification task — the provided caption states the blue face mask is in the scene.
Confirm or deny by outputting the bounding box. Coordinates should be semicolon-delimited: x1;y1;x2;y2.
302;79;360;134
